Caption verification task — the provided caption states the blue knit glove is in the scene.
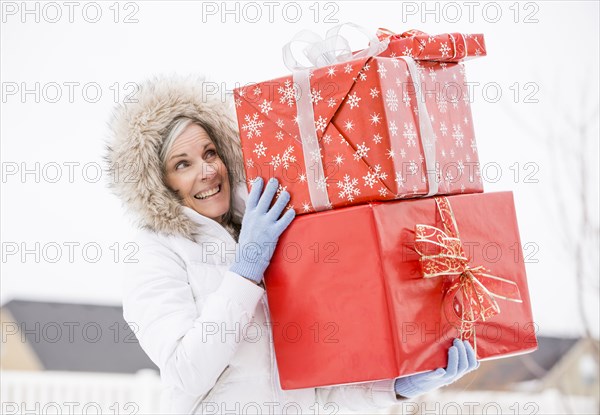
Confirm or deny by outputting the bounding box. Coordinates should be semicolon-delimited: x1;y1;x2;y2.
394;339;479;399
230;177;295;284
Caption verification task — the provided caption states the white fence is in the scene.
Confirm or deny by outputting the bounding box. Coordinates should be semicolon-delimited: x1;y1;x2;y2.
0;369;162;414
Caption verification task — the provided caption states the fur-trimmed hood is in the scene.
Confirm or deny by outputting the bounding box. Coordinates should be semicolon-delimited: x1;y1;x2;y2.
104;74;246;241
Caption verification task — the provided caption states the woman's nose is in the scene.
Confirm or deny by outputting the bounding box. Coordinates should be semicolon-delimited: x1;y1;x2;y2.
197;162;217;181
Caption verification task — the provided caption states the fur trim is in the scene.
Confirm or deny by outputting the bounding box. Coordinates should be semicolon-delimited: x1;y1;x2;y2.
104;74;244;241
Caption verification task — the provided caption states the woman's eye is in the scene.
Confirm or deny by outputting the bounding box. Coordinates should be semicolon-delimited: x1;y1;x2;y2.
175;161;189;170
205;150;217;159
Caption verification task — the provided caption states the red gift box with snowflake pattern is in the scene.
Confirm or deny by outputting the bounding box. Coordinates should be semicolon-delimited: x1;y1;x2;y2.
234;32;485;214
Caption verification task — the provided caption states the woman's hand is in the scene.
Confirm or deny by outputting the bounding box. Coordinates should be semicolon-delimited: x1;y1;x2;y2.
394;338;479;399
230;177;295;284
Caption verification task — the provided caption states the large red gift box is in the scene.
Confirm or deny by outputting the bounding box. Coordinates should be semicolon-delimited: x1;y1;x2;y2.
264;191;538;389
234;31;485;215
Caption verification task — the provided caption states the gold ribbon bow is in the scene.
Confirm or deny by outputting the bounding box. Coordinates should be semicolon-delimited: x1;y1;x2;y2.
414;197;523;354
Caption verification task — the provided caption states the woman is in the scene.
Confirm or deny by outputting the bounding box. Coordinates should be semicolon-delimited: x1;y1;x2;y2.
105;75;478;414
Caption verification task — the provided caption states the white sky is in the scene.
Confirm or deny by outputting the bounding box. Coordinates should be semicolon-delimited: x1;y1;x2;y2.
1;1;599;338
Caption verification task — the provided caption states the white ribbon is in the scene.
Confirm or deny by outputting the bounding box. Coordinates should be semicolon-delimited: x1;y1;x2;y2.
400;56;438;196
283;23;387;71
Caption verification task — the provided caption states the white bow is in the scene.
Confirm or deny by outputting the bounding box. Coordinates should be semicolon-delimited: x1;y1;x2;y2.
282;23;389;71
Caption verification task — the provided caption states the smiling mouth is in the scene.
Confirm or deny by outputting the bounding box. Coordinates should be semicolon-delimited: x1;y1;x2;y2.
194;185;221;200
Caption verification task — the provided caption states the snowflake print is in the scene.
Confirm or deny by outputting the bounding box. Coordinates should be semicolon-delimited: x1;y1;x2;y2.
408;161;418;175
276;119;284;128
235;97;242;107
259;99;273;115
403;91;411;107
315;116;327;132
253;142;267;158
353;142;370;160
391;57;400;68
389;121;398;136
253;86;262;96
437;96;448;113
357;72;367;81
346;92;361;109
402;46;413;57
242;113;264;139
298;173;307;183
403;123;417;147
270;146;296;170
373;133;383;144
385;89;399;111
334;154;344;166
457;160;465;175
379;187;388;197
400;148;407;158
370;88;380;98
428;68;437;82
451;95;459;109
278;80;297;107
471;139;477;154
370;113;382;125
302;202;312;213
444;171;454;190
310;88;323;105
327;67;337;78
276;184;287;197
339;134;349;146
344;119;355;132
452;124;464;147
316;176;329;192
309;147;323;162
439;42;451;58
377;61;387;78
363;171;378;188
275;131;284;141
322;134;332;144
246;159;255;168
327;97;337;108
395;171;406;188
337;174;360;202
440;122;448;136
386;148;395;159
344;63;353;73
362;164;388;188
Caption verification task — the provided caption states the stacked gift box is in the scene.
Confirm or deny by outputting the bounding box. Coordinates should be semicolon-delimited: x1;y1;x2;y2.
234;27;537;390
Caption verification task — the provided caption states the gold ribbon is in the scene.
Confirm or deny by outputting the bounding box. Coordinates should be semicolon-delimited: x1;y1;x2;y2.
414;197;522;354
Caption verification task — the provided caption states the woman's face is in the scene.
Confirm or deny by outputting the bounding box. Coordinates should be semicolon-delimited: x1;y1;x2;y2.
164;123;231;223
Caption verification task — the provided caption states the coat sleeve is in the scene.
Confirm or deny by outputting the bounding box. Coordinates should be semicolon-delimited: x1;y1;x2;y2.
315;379;400;412
122;231;264;398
